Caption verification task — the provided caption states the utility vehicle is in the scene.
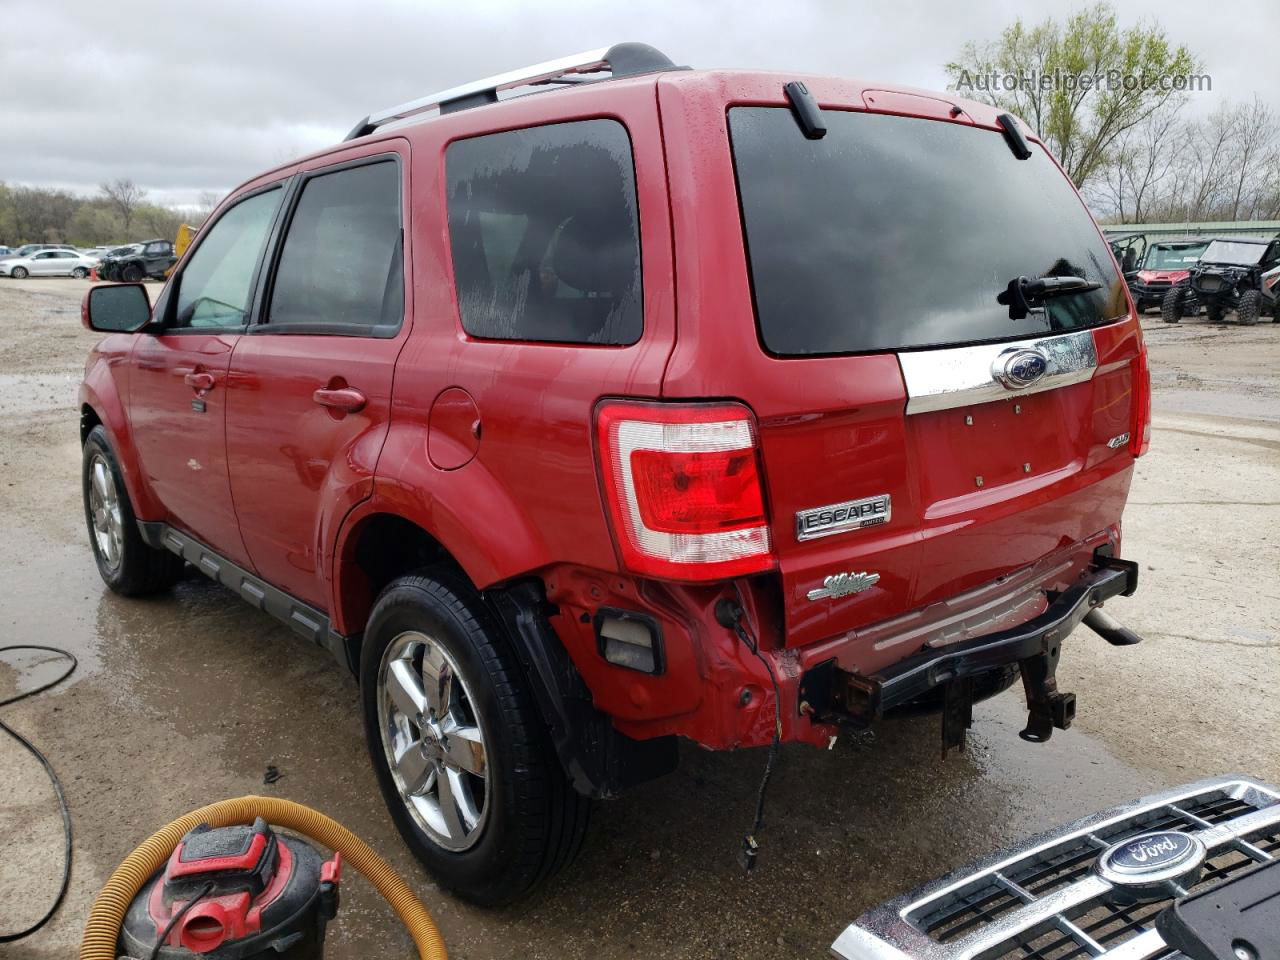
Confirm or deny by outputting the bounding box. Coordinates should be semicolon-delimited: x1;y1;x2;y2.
1163;236;1280;324
79;43;1150;904
1128;238;1206;312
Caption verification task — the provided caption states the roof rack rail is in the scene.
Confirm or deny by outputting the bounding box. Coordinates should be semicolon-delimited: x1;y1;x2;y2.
343;42;680;141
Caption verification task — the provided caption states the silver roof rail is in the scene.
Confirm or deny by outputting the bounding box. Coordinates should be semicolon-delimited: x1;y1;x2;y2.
344;42;681;141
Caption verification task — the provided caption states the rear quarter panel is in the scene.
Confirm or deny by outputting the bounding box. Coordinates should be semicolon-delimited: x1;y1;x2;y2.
370;77;677;591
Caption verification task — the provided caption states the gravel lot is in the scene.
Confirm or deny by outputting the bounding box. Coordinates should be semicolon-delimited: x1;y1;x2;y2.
1;277;1277;959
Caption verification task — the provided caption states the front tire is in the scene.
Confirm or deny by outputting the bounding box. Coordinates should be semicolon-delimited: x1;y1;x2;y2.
1161;287;1184;323
1237;289;1262;325
360;571;589;905
11;266;28;279
121;264;143;282
82;426;184;595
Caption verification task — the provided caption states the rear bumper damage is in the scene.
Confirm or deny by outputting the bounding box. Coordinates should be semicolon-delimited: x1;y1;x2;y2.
538;538;1144;768
797;552;1142;753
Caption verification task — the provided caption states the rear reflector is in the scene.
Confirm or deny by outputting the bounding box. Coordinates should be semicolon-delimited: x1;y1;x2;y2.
595;609;662;674
595;401;774;581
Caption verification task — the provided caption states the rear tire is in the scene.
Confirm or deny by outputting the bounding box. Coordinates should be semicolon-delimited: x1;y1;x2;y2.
1161;287;1184;323
1237;289;1262;325
1206;301;1225;324
360;570;590;905
11;266;28;279
82;426;184;595
72;267;89;279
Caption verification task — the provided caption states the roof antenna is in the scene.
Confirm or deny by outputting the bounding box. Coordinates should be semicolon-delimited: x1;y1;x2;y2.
784;81;827;140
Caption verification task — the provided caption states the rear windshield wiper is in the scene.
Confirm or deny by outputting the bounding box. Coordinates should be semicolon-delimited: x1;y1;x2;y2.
998;275;1101;320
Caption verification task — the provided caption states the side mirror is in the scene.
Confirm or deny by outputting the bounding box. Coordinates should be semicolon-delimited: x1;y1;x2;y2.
81;283;151;333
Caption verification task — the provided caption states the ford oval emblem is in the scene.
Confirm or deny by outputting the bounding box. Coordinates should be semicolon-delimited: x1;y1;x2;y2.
992;348;1050;390
1095;830;1206;902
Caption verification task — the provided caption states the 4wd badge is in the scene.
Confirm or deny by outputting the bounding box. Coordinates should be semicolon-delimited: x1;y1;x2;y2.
796;494;891;542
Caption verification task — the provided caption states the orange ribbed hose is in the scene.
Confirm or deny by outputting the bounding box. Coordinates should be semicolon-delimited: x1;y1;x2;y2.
80;795;447;960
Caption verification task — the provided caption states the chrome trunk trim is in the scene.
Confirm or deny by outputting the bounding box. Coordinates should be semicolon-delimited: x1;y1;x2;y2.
897;330;1098;415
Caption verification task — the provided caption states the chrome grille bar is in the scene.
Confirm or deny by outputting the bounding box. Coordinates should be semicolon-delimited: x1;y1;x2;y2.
831;776;1280;960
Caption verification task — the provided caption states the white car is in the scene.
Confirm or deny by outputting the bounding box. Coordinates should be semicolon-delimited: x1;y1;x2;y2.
0;249;99;279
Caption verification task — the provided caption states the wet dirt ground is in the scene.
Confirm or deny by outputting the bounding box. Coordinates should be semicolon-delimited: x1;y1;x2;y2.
1;277;1277;959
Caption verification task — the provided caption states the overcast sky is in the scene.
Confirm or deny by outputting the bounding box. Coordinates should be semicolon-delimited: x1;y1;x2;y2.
3;0;1276;207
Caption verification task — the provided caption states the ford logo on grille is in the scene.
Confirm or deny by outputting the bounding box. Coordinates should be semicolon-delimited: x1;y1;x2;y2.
1095;830;1206;902
992;348;1050;390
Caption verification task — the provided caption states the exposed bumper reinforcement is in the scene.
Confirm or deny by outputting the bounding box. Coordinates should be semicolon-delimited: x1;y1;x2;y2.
798;555;1141;745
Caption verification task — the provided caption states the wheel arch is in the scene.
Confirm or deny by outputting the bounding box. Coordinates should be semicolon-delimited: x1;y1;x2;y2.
331;509;460;646
79;381;163;520
333;507;678;798
330;442;556;641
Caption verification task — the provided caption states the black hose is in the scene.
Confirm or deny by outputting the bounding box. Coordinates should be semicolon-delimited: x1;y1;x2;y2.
0;644;77;944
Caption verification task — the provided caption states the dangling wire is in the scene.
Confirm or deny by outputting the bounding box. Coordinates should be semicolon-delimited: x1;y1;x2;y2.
715;587;782;874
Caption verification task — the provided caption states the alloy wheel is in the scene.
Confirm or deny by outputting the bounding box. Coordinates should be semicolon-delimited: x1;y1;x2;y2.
377;630;489;851
88;454;124;572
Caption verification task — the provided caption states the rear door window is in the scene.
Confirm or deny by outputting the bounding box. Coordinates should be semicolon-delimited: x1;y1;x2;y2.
445;119;642;346
728;108;1127;356
267;159;403;335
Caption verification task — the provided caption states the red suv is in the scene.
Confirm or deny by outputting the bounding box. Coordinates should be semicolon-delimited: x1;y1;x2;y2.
79;43;1150;904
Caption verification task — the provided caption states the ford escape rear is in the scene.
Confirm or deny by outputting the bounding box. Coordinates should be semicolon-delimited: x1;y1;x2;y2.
79;43;1149;903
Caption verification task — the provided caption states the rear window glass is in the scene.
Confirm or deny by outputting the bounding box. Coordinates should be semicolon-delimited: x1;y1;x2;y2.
445;119;642;346
728;108;1127;356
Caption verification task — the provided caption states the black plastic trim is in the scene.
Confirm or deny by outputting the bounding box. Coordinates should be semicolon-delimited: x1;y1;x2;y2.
487;580;677;798
137;521;350;669
784;81;827;140
997;112;1033;160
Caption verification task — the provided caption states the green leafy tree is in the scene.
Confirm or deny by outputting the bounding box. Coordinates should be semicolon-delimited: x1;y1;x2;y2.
946;2;1198;189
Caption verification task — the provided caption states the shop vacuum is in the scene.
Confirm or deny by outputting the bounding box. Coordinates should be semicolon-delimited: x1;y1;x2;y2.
79;796;447;960
119;818;341;959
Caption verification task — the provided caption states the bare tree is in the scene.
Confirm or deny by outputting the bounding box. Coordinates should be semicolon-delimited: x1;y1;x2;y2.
99;178;147;234
1225;97;1276;220
193;190;223;224
1094;101;1185;222
1185;106;1238;220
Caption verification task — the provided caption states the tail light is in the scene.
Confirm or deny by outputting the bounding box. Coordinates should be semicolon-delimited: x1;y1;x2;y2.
1131;345;1151;457
595;401;774;581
